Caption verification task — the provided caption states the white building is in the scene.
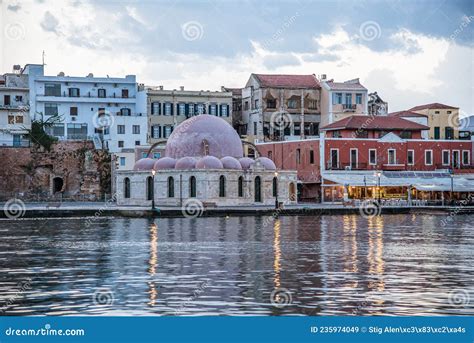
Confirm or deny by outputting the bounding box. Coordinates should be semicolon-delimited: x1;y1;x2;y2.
21;64;147;153
0;67;30;147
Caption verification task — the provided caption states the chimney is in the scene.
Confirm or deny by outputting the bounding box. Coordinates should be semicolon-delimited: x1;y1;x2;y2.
320;74;327;81
159;85;163;90
180;86;184;91
221;86;226;92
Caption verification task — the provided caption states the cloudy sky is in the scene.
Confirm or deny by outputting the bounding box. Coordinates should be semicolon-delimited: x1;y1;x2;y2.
1;0;473;114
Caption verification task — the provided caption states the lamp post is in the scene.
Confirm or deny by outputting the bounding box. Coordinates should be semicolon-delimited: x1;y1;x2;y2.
151;169;156;210
274;171;279;209
450;173;454;205
375;171;382;204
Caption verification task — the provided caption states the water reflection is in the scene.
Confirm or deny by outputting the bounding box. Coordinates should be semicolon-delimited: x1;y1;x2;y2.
0;214;472;316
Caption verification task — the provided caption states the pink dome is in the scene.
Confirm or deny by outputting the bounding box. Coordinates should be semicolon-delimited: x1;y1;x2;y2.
175;157;197;169
239;157;255;170
153;157;176;170
133;158;156;171
221;156;242;170
165;115;244;159
256;157;277;170
196;156;224;169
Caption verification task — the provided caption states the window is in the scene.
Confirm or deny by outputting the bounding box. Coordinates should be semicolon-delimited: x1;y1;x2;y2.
345;93;352;105
44;103;58;116
179;103;185;115
462;150;470;166
266;99;276;109
197;103;204;115
350;149;358;168
294;123;301;136
210;104;217;115
254;99;259;109
189;176;196;197
254;176;262;202
168;177;174;197
15;95;22;102
333;93;342;104
147;176;154;201
135;140;140;146
388;149;396;165
8;115;14;124
442;150;450;166
355;130;368;138
369;149;377;165
164;103;172;115
151;102;160;115
121;89;129;98
221;104;229;117
132;125;140;134
268;151;273;159
356;93;362;104
400;131;412;139
124;177;131;198
452;150;460;168
309;150;314;164
253;122;257;135
288;99;297;109
425;150;433;165
308;100;318;109
332;130;342;138
120;157;126;166
434;127;440;139
120;108;131;116
45;123;65;137
67;123;87;139
152;125;161;138
15;116;23;124
4;95;10;105
219;175;226;197
117;125;125;134
445;127;454;140
238;176;244;197
44;83;61;96
407;150;414;165
330;149;339;169
98;88;106;98
244;101;249;110
153;152;161;159
447;111;452;114
188;103;195;116
434;111;440;114
296;148;301;164
164;126;172;138
70;107;78;116
68;88;80;97
118;141;124;148
272;177;278;197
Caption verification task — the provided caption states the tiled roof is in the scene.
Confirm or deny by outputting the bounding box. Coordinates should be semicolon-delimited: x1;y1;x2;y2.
253;74;320;89
409;103;458;111
321;115;430;131
325;78;367;91
223;87;242;95
388;110;428;118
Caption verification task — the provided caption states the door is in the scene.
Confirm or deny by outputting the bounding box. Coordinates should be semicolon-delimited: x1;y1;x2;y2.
4;95;10;106
254;176;262;202
122;89;129;98
330;149;339;169
350;149;358;169
434;127;440;139
12;134;21;147
452;151;460;169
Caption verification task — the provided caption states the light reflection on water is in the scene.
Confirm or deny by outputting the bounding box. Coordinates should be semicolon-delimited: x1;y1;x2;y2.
0;214;473;316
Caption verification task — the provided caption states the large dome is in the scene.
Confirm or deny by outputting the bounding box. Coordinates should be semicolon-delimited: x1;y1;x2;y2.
165;115;244;159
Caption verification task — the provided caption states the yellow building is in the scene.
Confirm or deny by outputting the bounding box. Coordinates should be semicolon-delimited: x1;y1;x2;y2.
409;103;459;139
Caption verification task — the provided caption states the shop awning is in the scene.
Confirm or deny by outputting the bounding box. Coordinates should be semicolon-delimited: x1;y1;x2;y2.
322;171;474;192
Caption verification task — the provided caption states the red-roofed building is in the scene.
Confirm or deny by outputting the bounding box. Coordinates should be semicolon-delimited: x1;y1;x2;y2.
408;103;462;139
388;110;429;139
241;73;322;145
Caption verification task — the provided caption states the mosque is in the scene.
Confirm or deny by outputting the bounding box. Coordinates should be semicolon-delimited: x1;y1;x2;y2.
115;114;298;207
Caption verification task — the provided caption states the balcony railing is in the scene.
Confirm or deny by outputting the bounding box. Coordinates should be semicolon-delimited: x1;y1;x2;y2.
0;139;30;147
326;162;368;170
342;104;357;111
435;163;474;170
40;93;135;99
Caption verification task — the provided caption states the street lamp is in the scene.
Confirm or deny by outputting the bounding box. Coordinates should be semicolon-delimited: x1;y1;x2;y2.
375;171;382;204
274;171;279;209
450;173;454;205
151;169;156;210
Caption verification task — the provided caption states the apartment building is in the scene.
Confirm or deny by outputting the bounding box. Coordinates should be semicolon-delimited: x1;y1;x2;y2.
409;103;460;140
320;77;368;126
241;74;321;143
21;64;147;152
0;66;30;147
147;86;232;145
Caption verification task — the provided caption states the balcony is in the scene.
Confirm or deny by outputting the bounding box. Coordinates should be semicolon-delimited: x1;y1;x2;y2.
435;163;474;170
0;104;29;111
326;162;368;170
342;104;357;112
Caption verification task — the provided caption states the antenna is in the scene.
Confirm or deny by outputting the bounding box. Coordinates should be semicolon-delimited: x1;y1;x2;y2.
42;50;46;66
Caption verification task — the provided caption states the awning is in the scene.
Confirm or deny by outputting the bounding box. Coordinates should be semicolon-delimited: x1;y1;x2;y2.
322;171;474;192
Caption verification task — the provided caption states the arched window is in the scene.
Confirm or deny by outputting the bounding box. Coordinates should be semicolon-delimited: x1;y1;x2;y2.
146;176;154;200
189;176;196;197
219;175;226;197
289;182;296;201
168;176;174;197
272;177;278;197
124;177;131;198
254;176;262;202
238;176;244;197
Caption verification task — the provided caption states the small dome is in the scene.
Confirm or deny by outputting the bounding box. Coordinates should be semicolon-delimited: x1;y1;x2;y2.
256;157;277;170
196;156;224;169
133;158;156;171
175;156;197;169
239;157;255;170
165;115;244;159
221;156;242;170
154;157;176;170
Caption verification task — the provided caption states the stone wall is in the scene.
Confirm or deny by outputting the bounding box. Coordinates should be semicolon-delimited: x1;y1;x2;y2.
0;141;111;201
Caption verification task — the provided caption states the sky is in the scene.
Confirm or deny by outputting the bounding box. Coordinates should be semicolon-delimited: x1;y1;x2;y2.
1;0;473;114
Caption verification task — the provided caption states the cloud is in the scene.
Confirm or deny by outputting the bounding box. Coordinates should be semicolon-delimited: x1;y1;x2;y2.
263;54;300;69
40;11;60;34
7;3;22;12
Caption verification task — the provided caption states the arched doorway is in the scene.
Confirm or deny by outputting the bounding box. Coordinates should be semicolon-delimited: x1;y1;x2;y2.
52;177;63;193
124;177;131;198
254;176;262;202
189;176;196;197
289;182;296;201
146;176;154;200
